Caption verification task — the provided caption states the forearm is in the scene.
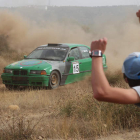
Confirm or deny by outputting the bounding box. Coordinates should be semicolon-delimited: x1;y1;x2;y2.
91;57;110;98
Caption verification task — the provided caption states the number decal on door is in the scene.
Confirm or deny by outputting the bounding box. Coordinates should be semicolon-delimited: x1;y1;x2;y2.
73;63;79;74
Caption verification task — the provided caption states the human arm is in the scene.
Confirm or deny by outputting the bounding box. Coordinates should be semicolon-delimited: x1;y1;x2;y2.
91;38;140;104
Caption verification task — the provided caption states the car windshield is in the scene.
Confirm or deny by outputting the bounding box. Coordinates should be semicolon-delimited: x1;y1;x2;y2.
26;46;69;61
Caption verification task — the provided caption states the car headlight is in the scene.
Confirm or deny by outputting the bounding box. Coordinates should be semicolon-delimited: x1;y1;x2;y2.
3;69;13;74
30;70;47;75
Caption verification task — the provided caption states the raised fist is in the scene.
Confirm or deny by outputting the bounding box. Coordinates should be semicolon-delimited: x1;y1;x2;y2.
136;10;140;17
90;38;107;54
136;10;140;23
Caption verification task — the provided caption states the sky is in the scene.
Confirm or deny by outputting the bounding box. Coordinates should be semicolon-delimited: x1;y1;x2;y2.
0;0;140;7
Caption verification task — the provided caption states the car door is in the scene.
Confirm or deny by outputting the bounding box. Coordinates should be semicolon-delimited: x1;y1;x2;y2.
78;46;92;77
64;47;84;84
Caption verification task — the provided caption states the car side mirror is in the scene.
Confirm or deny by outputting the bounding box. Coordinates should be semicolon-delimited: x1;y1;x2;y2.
67;57;75;61
24;55;27;59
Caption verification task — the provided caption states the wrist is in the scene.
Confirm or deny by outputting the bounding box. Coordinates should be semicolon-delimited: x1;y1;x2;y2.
92;57;103;68
92;57;102;60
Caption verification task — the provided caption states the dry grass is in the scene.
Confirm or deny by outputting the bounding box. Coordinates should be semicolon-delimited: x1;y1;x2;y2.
0;71;140;139
0;108;46;140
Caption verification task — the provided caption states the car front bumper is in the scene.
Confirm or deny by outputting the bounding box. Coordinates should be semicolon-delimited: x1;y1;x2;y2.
1;74;50;87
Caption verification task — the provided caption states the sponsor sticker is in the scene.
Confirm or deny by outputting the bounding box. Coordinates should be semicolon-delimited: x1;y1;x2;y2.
38;47;66;50
20;60;42;66
82;50;88;52
11;62;18;66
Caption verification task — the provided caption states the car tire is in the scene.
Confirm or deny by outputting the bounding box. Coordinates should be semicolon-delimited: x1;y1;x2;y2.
5;85;19;90
48;71;60;89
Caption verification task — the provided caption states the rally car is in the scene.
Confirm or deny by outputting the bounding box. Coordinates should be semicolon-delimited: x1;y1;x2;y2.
1;43;107;89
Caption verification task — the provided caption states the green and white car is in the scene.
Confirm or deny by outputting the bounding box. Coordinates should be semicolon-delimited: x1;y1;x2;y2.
1;43;107;89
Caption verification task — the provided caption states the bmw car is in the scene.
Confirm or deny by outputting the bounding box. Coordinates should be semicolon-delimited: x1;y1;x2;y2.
1;43;107;89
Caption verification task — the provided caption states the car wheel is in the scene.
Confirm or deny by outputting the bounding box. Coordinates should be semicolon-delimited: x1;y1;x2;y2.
48;71;60;89
5;85;19;90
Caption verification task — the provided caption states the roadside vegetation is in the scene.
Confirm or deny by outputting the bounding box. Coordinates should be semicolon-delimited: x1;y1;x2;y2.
0;70;140;140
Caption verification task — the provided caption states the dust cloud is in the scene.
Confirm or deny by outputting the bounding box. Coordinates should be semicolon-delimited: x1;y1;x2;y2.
0;10;140;70
102;22;140;70
0;10;93;52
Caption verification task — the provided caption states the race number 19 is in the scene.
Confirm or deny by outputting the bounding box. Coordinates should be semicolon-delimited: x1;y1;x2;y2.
73;63;79;74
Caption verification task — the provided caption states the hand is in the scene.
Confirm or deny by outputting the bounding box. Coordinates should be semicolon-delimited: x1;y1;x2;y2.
136;10;140;17
136;10;140;23
90;38;107;54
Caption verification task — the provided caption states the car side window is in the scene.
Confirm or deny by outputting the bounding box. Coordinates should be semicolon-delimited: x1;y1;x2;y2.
69;48;80;60
79;46;90;58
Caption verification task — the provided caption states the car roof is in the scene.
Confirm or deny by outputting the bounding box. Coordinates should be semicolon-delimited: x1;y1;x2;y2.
39;43;90;49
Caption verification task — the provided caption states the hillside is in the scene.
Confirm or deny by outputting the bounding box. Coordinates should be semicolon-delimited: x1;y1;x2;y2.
0;5;138;25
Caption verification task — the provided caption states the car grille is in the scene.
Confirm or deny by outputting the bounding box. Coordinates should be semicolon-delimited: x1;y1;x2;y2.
13;70;19;75
13;70;28;75
12;77;28;84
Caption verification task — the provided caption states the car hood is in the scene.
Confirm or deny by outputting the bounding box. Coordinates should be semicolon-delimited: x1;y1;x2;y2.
5;59;52;71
